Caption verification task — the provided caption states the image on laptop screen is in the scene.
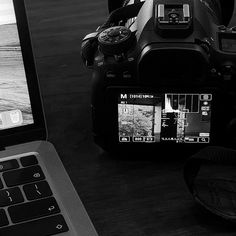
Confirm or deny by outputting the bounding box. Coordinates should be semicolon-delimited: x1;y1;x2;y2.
0;0;34;130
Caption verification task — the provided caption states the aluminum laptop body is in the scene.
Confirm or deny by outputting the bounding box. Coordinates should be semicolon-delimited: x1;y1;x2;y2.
0;0;98;235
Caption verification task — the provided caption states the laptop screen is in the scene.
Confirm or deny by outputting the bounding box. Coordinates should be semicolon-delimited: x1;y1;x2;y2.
0;0;46;147
0;0;34;130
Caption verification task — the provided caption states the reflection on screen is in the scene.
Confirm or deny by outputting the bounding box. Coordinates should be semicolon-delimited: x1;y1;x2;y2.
0;0;34;130
118;93;212;143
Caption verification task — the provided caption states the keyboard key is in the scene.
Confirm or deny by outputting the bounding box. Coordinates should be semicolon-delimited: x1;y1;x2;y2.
20;155;38;167
8;197;60;223
0;187;24;207
0;209;9;227
0;160;19;172
23;181;52;200
3;166;45;187
0;214;69;235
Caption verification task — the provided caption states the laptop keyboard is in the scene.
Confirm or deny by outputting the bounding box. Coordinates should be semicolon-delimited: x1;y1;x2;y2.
0;155;69;236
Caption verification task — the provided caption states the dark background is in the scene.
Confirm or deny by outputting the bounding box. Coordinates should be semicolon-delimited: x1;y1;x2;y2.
24;0;236;235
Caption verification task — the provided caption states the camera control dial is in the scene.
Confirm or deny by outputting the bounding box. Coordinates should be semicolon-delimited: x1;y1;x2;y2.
98;26;135;55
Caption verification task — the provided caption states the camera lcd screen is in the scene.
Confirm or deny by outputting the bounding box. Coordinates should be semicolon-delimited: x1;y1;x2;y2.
220;38;236;53
118;93;212;144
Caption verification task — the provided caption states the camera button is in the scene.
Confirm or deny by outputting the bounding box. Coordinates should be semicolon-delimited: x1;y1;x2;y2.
231;26;236;32
123;71;132;79
128;57;134;62
106;71;116;79
218;25;227;31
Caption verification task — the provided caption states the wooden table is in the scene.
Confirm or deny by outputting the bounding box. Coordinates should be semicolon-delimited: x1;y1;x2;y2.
25;0;236;235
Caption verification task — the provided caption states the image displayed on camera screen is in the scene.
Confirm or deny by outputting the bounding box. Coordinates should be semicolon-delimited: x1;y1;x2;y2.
118;93;212;143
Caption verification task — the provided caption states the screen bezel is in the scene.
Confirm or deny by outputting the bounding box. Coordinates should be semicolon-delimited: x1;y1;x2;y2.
103;86;226;152
0;0;46;148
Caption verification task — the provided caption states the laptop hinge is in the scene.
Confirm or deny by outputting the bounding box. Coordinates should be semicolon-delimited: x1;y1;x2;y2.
4;141;36;151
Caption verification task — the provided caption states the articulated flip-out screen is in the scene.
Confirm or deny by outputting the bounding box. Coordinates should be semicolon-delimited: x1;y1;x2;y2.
118;93;212;144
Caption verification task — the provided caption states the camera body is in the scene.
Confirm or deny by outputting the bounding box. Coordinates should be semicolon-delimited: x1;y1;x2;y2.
82;0;236;152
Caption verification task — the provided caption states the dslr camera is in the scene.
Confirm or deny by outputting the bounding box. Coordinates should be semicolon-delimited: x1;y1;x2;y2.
82;0;236;153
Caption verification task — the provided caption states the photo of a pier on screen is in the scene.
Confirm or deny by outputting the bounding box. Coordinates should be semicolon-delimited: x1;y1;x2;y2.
118;93;212;144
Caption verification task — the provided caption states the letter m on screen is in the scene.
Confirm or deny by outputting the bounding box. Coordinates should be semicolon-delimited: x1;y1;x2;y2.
121;94;127;99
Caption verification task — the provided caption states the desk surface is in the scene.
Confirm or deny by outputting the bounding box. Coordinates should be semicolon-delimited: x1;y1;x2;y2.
25;0;236;235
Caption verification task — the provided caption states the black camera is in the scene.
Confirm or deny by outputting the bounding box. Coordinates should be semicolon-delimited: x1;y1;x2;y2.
82;0;236;153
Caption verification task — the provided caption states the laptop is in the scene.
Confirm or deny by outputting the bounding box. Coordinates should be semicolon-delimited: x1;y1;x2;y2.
0;0;98;235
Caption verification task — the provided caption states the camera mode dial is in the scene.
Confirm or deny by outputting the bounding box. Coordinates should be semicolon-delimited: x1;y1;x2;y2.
98;26;135;55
